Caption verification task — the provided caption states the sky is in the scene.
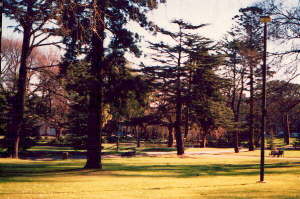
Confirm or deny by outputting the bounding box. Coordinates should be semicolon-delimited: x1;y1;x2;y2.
146;0;257;40
2;0;299;83
126;0;259;65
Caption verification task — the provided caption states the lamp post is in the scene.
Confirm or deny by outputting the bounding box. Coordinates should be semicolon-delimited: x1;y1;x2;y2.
259;15;271;183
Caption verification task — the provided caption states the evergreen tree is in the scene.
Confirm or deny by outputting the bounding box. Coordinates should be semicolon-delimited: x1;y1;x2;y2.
142;19;209;155
266;80;300;144
221;33;247;152
233;6;264;151
188;49;234;147
56;0;165;168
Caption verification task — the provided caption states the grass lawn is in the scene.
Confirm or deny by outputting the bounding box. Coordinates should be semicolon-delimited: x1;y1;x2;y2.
28;146;84;152
1;153;300;199
231;149;300;158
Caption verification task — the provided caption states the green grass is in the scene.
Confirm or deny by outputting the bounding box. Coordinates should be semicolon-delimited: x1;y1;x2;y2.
28;146;83;152
271;138;297;147
1;153;300;199
231;149;300;158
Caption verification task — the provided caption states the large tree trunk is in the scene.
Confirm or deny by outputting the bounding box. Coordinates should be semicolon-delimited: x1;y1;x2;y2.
7;16;32;158
248;64;255;151
283;113;290;145
85;0;105;169
167;126;174;147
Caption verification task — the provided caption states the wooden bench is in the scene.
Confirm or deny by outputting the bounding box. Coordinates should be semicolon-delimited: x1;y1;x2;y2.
293;142;300;149
121;149;136;157
269;150;284;157
62;152;69;159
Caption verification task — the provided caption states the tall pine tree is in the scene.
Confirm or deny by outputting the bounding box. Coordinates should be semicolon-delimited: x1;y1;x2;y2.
142;19;209;155
57;0;165;168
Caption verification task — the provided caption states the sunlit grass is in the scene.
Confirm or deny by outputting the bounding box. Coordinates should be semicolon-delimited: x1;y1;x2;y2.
28;146;84;152
1;154;299;199
185;147;233;152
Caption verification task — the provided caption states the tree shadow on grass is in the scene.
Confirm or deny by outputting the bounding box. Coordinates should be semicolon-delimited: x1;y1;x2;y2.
1;160;300;183
0;161;84;182
103;162;300;178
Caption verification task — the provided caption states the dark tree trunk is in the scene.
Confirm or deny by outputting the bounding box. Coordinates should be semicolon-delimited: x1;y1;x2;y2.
0;2;2;77
234;124;240;153
248;64;255;151
234;113;240;153
184;69;192;140
7;13;33;158
142;125;148;141
269;125;276;150
56;128;63;139
232;62;237;152
283;113;290;145
201;132;208;148
184;107;189;140
231;56;237;118
234;71;244;153
174;26;184;155
175;84;184;154
136;126;140;148
85;0;105;169
167;126;174;147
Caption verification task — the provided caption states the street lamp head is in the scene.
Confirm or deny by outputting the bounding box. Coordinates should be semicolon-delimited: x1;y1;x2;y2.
260;16;271;23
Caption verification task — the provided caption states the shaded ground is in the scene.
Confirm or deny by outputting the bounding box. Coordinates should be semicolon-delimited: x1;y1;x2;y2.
0;155;300;199
16;147;300;160
12;146;300;161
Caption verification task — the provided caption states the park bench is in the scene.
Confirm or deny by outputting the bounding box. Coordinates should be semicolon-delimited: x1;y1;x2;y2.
269;150;284;157
62;152;69;159
293;142;300;149
121;148;136;157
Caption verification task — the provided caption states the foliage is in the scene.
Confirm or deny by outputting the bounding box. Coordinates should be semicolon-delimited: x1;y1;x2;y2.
62;60;149;147
142;19;215;153
0;90;10;136
188;47;234;142
0;92;43;153
55;0;166;168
